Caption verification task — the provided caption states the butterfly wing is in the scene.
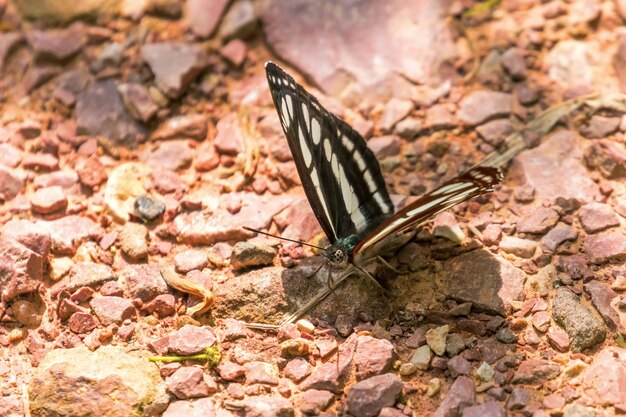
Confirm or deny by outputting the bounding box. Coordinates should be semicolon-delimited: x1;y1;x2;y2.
265;62;394;243
353;166;502;264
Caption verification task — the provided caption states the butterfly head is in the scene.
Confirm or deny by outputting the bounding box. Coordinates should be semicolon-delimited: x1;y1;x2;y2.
324;242;351;268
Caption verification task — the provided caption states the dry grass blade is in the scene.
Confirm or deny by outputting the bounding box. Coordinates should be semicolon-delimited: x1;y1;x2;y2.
159;266;213;317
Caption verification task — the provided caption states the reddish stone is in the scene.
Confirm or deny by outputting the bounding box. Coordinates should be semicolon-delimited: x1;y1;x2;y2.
22;153;59;171
346;373;403;417
68;311;98;334
119;264;168;302
76;156;107;187
283;357;312;382
219;39;247;67
167;324;216;355
30;186;67;214
146;294;176;317
517;207;559;234
243;361;279;385
578;202;620;233
89;296;137;325
187;0;230;38
152;114;208;141
214;113;244;155
353;335;396;380
584;232;626;264
0;237;45;302
0;166;25;201
432;376;476;417
215;362;246;381
166;366;213;399
27;25;83;61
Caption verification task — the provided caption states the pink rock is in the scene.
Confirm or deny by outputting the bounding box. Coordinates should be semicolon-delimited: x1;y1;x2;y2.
120;264;168;302
531;311;551;332
141;43;208;99
578;202;620;234
89;296;136;325
36;215;103;255
585;139;626;178
511;359;560;384
0;143;23;168
476;119;513;147
146;294;176;317
2;219;51;256
261;0;456;102
584;280;622;332
353;335;396;380
508;130;600;203
580;115;620;139
67;311;99;334
447;355;471;378
482;224;502;246
53;262;113;295
152;114;208;141
501;47;527;80
214;113;244;155
215;362;246;381
30;185;67;214
241;397;294;417
166;366;213;399
162;398;216;416
174;249;208;273
583;232;626;263
458;91;512;126
117;82;158;123
220;318;248;341
300;362;341;393
187;0;230;38
546;326;570;352
367;135;402;158
425;104;456;130
300;389;334;415
167;324;216;355
379;98;413;132
58;298;88;320
0;166;25;201
76;156;107;187
462;401;505;417
516;207;559;234
33;170;79;193
219;39;247;67
22;153;59;171
581;347;626;406
443;249;525;315
27;25;83;61
283;357;312;382
243;361;279;385
540;223;578;253
0;237;45;302
346;373;404;417
274;196;321;243
145;141;193;171
0;32;24;72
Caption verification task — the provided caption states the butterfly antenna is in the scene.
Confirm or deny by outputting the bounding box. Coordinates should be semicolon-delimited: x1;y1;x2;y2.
242;226;327;252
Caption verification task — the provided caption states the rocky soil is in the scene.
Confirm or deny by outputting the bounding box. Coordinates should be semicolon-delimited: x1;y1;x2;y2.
1;0;626;416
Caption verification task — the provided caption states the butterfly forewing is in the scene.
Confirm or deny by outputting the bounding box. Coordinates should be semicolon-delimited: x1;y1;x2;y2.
265;62;394;243
353;166;502;263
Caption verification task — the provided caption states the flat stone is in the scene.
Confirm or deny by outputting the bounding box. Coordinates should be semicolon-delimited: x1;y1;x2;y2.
243;361;279;385
0;143;23;168
442;249;525;315
511;359;560;384
76;79;146;149
174;249;208;273
585;139;626;178
145;141;193;171
583;232;626;264
230;241;276;270
141;42;208;99
27;25;83;61
584;280;622;332
174;193;295;245
545;40;592;87
22;153;59;171
120;264;168;302
448;355;471;378
118;83;159;123
166;366;213;399
166;325;216;356
214;113;244;155
541;223;578;253
508;130;600;203
0;32;24;72
90;296;136;326
187;0;230;38
353;335;396;380
499;236;537;258
54;262;114;295
345;374;403;417
425;104;456;130
261;0;457;102
517;207;559;234
476;119;514;146
409;345;432;371
368;135;402;159
580;115;621;139
300;389;334;415
76;156;108;188
379;98;413;132
219;39;247;67
433;212;465;244
0;166;25;201
218;0;258;40
552;286;606;351
283;357;312;383
30;185;67;214
241;397;294;417
36;215;103;255
432;376;476;417
152;114;208;141
118;222;149;261
501;47;526;80
546;326;570;352
0;237;45;302
580;347;626;407
578;202;620;233
458;91;512;126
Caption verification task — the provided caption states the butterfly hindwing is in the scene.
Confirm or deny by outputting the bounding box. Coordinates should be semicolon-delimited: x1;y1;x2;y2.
353;166;502;261
265;62;394;243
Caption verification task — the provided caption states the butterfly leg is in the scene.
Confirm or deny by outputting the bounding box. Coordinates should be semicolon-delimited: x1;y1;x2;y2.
376;256;402;274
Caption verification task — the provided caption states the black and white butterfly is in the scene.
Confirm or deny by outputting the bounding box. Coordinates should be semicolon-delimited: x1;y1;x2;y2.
264;61;502;283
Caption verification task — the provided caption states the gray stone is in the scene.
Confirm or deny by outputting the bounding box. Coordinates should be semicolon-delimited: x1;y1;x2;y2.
552;286;606;351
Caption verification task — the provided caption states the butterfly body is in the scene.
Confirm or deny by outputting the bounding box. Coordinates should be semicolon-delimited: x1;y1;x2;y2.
264;61;502;279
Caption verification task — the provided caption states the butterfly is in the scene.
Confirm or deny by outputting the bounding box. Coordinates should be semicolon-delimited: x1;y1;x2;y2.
264;61;502;285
